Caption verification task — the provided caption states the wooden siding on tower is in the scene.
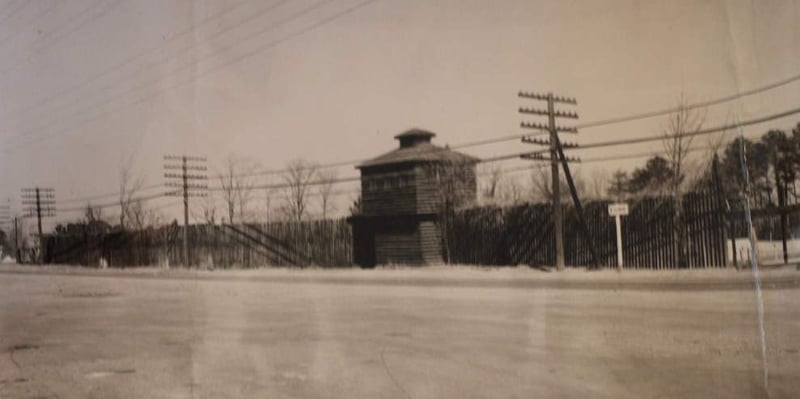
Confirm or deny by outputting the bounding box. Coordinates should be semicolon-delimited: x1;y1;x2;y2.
361;167;418;216
374;221;422;265
419;221;442;264
415;165;440;214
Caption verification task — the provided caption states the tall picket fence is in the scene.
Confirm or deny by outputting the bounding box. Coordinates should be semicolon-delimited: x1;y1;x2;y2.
43;219;353;268
447;192;728;269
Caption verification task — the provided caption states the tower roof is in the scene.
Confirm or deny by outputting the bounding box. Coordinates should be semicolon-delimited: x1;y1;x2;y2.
357;128;479;169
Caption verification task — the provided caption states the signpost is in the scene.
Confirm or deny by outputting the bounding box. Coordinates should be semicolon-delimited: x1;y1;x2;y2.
608;203;629;271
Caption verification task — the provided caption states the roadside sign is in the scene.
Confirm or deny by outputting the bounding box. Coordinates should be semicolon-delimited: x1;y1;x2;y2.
608;203;629;216
608;203;629;270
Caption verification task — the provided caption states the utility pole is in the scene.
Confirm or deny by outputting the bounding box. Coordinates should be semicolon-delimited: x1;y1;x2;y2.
0;203;10;259
21;187;56;264
519;91;600;269
164;155;208;267
774;155;788;265
14;217;19;263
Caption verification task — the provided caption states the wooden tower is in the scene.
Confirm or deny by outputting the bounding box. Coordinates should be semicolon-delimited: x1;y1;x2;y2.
349;128;478;266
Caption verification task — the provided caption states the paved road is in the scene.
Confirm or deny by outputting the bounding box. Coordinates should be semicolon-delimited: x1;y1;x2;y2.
0;266;797;398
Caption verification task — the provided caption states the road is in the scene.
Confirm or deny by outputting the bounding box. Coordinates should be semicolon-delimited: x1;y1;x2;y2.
0;265;797;398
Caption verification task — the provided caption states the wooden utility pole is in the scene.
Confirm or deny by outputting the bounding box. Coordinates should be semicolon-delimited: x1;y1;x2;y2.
711;154;730;267
519;91;600;269
774;156;788;265
0;204;9;260
546;94;564;269
164;155;208;267
14;217;19;263
21;187;55;264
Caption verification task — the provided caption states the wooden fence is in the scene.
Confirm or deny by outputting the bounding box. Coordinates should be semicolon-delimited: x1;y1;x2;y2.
43;218;353;268
42;192;744;269
447;191;728;269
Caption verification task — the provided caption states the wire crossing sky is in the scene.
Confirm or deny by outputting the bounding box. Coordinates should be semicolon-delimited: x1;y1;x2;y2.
1;0;799;224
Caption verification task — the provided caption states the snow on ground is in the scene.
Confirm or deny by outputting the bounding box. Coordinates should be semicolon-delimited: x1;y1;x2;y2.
0;264;797;398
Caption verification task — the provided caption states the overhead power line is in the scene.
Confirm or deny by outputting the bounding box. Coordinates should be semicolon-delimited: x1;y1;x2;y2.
482;106;800;163
3;0;275;122
24;104;800;207
498;146;710;177
527;105;800;157
178;105;798;194
57;191;169;213
208;175;361;192
32;0;124;53
211;71;800;179
575;72;800;130
209;130;549;180
4;0;379;151
58;182;165;204
54;199;182;224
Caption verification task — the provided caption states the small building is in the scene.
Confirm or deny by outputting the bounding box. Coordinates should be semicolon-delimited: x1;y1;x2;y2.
349;128;479;267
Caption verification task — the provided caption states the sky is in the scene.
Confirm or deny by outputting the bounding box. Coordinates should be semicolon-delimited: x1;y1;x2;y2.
0;0;799;228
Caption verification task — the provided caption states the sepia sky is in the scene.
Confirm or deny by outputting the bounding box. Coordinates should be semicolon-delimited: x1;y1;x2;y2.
0;0;799;225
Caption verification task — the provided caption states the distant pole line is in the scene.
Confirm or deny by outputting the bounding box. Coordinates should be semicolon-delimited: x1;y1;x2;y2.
31;105;800;208
21;186;55;263
164;154;208;267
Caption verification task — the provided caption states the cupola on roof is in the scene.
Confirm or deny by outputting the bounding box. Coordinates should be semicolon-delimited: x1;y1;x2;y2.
357;128;479;169
394;128;435;148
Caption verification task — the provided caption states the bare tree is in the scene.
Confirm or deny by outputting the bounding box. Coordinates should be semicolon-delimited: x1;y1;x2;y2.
530;167;552;203
85;202;103;223
118;164;144;229
264;182;276;223
478;164;503;203
281;159;318;222
662;94;706;267
127;198;150;230
586;169;609;201
530;166;585;204
607;170;629;202
317;169;337;219
427;159;478;262
192;192;217;225
663;94;706;195
500;176;526;205
218;155;258;224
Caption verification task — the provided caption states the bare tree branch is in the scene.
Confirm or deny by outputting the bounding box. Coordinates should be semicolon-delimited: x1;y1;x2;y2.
317;169;337;219
118;164;144;230
217;155;258;224
662;93;706;267
281;159;318;222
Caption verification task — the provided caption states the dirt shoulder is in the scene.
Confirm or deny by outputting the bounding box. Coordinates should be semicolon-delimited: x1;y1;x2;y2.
0;263;798;291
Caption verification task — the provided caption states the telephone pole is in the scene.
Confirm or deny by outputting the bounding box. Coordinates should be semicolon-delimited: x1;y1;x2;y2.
14;217;20;263
0;203;10;258
519;91;599;269
21;187;56;263
164;155;208;267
